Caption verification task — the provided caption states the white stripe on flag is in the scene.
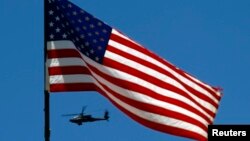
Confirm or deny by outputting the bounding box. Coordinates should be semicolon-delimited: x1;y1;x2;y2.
49;74;94;84
47;40;75;50
47;58;87;67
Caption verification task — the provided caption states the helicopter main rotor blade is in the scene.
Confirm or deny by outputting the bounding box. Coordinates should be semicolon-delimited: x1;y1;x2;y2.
61;113;80;117
82;106;87;114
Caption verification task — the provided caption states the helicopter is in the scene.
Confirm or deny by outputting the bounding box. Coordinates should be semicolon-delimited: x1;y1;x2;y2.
62;106;110;125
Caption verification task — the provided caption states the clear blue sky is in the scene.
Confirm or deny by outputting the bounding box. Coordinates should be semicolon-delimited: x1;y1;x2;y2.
1;0;250;141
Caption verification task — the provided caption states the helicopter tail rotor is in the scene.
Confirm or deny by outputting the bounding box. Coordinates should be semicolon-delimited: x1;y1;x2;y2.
104;110;109;121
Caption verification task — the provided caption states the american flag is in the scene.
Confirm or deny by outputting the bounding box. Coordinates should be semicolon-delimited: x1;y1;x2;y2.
46;0;222;140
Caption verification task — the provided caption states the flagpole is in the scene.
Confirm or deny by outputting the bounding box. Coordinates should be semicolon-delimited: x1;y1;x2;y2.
44;0;50;141
44;91;50;141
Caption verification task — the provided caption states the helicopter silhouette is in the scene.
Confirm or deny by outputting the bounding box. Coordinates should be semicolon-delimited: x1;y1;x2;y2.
62;106;110;125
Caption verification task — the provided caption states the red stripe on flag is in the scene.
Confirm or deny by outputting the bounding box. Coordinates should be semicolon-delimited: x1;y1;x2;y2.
47;49;82;59
49;66;90;75
50;83;96;92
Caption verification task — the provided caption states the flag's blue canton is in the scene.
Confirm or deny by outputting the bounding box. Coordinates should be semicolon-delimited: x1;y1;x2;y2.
46;0;112;63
